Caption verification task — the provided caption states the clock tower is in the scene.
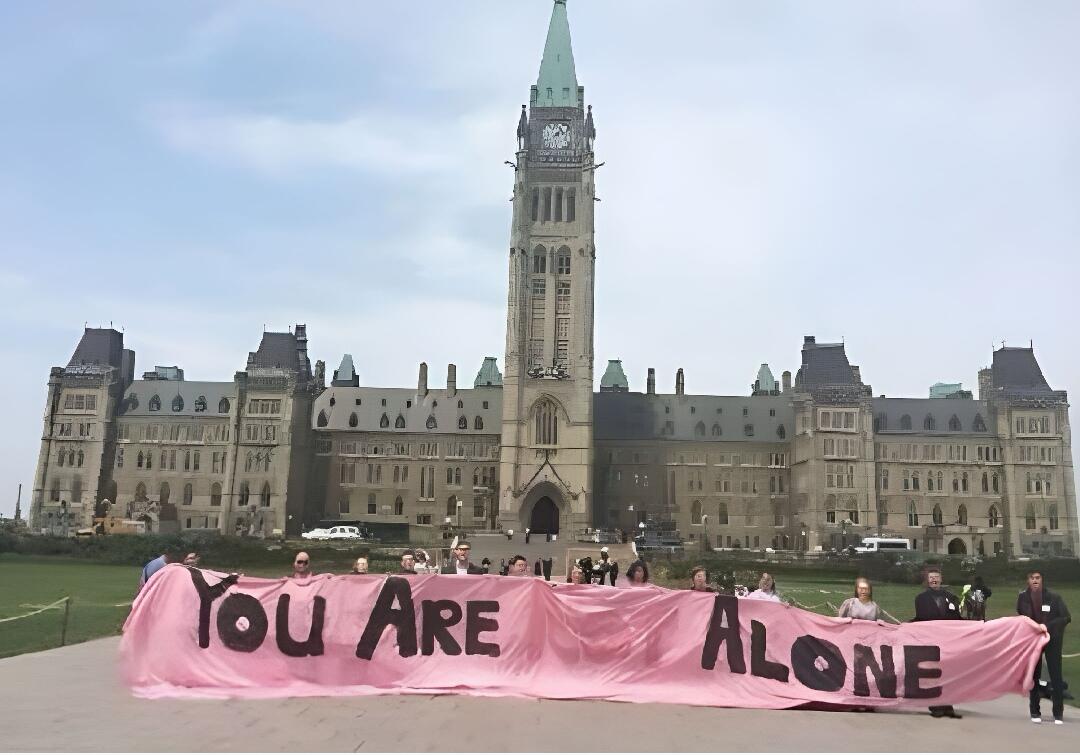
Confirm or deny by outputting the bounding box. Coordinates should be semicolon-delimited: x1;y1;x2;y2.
499;0;597;536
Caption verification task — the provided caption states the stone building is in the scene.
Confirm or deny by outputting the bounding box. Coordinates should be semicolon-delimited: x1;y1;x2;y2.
31;326;319;537
28;1;1077;557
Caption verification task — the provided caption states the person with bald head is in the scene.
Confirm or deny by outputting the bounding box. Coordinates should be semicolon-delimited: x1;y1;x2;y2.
291;551;313;579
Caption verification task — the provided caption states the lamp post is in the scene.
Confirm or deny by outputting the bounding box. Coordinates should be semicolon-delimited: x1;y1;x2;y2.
456;499;463;531
801;529;807;552
701;514;709;552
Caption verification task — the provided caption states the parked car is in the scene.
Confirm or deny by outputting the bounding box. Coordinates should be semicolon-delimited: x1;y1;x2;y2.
301;528;331;540
327;525;365;541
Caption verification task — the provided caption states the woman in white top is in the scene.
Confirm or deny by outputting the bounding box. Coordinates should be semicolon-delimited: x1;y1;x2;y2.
746;572;783;602
837;577;897;622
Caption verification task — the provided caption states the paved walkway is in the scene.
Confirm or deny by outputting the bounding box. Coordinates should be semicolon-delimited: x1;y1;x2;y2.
2;637;1074;752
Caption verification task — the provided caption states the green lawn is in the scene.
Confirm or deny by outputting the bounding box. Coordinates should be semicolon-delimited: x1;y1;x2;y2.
2;554;1076;706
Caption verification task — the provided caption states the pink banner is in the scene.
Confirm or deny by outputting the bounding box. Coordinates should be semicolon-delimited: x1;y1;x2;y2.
121;565;1047;709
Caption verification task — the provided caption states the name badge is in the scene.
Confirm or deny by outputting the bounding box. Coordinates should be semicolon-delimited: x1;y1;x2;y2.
1043;604;1051;613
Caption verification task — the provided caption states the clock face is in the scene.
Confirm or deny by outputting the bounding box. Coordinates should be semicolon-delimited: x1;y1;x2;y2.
542;122;571;149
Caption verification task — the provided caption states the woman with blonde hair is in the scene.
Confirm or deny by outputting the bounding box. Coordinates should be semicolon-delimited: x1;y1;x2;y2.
837;577;897;622
746;572;782;602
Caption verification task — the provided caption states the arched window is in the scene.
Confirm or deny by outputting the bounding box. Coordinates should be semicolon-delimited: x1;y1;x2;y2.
58;449;66;467
473;467;480;486
952;473;959;493
394;496;404;516
380;413;390;429
711;423;721;436
932;504;943;525
961;472;969;492
76;450;84;467
1049;504;1059;530
695;421;706;437
375;465;382;484
210;482;222;507
1026;472;1033;493
1024;502;1036;530
393;466;400;483
457;400;464;409
900;414;912;431
149;395;161;412
718;501;729;525
368;493;377;512
923;414;935;431
391;414;403;429
846;497;859;524
972;413;986;432
317;410;329;427
261;483;271;507
691;500;702;524
992;473;999;493
927;473;935;492
218;397;230;413
135;482;147;501
71;477;82;503
981;472;988;492
66;450;74;467
238;482;249;507
426;415;437;430
533;399;559;445
743;423;754;437
447;496;458;517
183;483;193;506
474;416;484;431
957;503;968;525
988;505;999;528
171;394;184;412
446;467;454;485
825;494;837;524
454;467;461;486
159;482;170;506
127;393;139;411
908;501;919;527
776;424;786;439
345;412;357;428
135;451;143;468
936;471;943;491
458;416;468;430
194;395;207;412
948;415;961;431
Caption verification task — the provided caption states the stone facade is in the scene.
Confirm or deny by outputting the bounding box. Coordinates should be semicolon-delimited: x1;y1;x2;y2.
27;1;1077;557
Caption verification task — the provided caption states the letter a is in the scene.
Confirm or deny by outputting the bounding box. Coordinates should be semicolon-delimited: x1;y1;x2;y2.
701;595;746;673
356;577;418;660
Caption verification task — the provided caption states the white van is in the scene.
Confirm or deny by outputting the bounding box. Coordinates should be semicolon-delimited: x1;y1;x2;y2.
854;537;912;553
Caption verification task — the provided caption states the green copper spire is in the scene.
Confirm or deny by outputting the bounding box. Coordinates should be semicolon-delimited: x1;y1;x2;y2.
533;0;580;108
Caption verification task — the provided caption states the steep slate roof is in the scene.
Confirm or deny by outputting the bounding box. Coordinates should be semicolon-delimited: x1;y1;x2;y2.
794;337;870;403
67;328;124;370
871;398;992;435
118;380;236;418
594;393;794;443
312;387;503;434
251;331;310;377
992;348;1051;392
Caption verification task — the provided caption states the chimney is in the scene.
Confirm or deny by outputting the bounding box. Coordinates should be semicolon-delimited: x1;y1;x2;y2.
978;368;993;400
804;335;816;345
447;364;457;396
675;368;685;396
647;368;656;396
418;362;428;396
851;365;862;383
782;370;792;391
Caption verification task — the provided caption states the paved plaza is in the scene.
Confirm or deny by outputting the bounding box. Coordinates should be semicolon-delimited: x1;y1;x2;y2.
1;637;1074;752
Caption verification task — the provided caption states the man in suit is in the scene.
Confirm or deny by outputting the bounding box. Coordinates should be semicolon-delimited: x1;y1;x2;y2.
440;541;484;574
912;567;964;719
1017;570;1072;724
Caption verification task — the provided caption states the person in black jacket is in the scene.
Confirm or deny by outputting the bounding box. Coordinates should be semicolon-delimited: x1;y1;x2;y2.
913;567;964;719
439;541;485;574
1017;570;1072;724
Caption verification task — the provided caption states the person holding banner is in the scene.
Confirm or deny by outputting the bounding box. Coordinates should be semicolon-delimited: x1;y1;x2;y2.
1017;570;1071;724
441;541;485;574
291;552;313;579
913;567;964;719
351;557;369;574
567;565;586;584
625;560;650;585
506;555;530;577
837;577;895;622
747;573;782;603
689;566;716;592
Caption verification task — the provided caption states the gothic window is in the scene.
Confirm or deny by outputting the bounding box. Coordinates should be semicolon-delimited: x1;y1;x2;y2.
988;505;999;528
380;413;390;429
743;424;754;437
1024;502;1036;530
542;187;552;221
238;482;249;507
210;482;222;507
446;467;454;485
394;496;404;516
70;477;82;503
776;424;786;440
149;395;161;412
981;472;989;493
395;414;406;429
557;252;571;275
393;466;400;484
1049;504;1059;530
948;414;961;432
957;503;968;525
923;414;935;431
936;470;943;490
317;410;328;428
718;501;729;525
566;190;576;222
711;423;721;437
847;498;859;524
458;416;467;430
57;449;66;467
533;399;559;445
972;413;986;432
426;415;438;430
908;501;919;527
127;393;139;411
183;483;193;506
447;495;458;517
218;397;230;413
554;188;563;221
695;421;706;437
530;188;539;221
260;482;271;508
159;482;170;506
171;394;184;412
961;472;968;493
992;473;999;493
455;467;462;486
691;500;702;524
474;416;484;430
825;494;837;524
349;412;358;428
135;482;147;502
900;414;912;431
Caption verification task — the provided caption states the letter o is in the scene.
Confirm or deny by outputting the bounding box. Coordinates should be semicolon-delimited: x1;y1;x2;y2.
791;634;846;692
216;593;268;652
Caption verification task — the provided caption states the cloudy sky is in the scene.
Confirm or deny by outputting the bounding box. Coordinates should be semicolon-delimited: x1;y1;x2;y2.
1;1;1078;518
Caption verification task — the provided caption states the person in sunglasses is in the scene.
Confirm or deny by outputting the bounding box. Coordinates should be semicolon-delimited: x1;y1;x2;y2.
291;551;314;578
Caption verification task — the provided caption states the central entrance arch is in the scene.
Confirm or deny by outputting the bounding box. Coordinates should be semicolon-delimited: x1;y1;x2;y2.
947;537;967;555
530;497;560;534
